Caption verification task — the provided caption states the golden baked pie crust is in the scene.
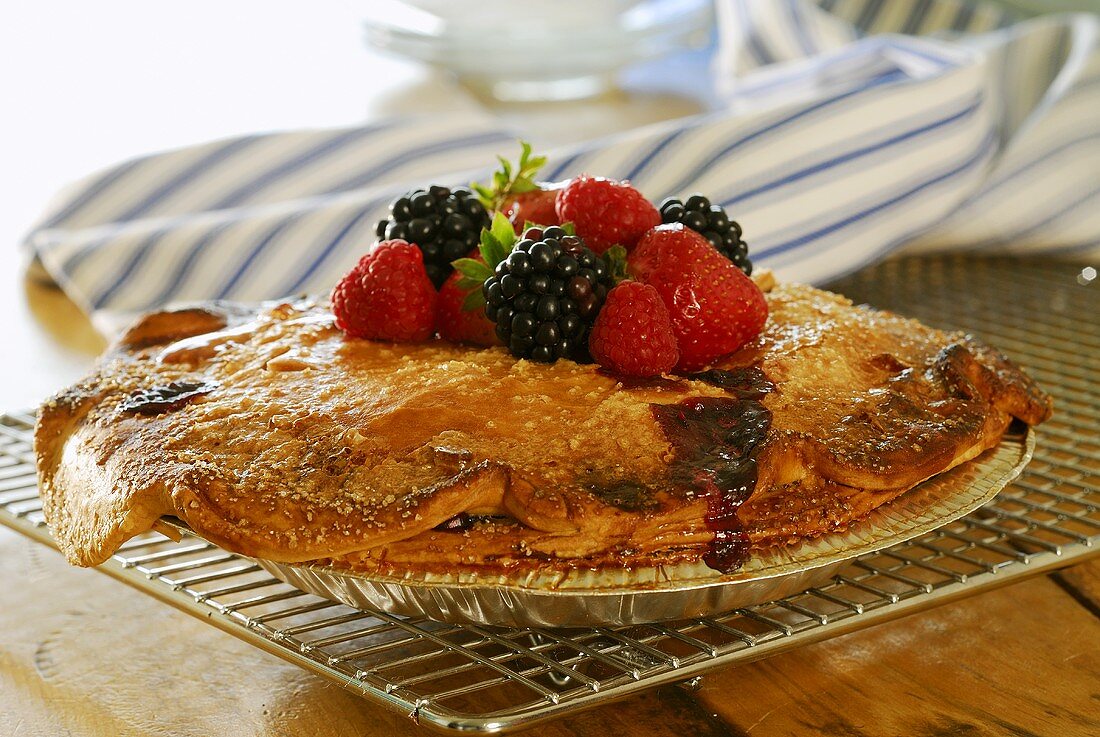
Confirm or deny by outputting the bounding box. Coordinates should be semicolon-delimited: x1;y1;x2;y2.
35;282;1051;575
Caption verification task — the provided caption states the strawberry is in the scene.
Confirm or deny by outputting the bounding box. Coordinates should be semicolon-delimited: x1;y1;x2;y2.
629;224;768;371
331;239;437;342
555;174;661;254
436;254;499;346
589;281;679;377
501;182;563;232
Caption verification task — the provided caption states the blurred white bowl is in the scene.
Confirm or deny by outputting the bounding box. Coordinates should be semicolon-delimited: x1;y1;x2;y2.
364;0;714;101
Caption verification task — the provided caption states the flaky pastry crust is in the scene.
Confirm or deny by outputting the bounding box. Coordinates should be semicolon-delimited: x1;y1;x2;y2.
35;283;1051;575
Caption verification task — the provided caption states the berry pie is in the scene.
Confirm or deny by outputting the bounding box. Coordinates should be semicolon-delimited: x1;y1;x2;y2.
36;282;1050;575
34;145;1052;585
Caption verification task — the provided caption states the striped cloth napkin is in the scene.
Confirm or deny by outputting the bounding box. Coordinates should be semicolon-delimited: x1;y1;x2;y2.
26;0;1100;333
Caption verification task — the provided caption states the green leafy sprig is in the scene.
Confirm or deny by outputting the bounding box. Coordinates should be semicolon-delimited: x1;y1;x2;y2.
471;141;548;214
603;245;629;284
451;213;518;312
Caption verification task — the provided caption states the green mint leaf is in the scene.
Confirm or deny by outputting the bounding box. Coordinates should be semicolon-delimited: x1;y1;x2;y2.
461;289;486;312
490;212;516;248
452;257;493;284
560;222;576;236
603;245;630;284
456;275;485;291
479;217;517;268
517;142;533;174
471;140;550;214
450;259;491;312
511;177;538;194
471;181;495;210
478;230;506;268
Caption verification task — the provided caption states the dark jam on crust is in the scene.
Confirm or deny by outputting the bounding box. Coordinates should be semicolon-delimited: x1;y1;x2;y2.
595;367;684;392
652;367;773;573
687;367;774;398
119;381;215;415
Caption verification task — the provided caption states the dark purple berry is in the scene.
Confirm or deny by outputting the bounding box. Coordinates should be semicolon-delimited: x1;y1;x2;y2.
377;186;490;287
659;194;752;275
482;231;612;363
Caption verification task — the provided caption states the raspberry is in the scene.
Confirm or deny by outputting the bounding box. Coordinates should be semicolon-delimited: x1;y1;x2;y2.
501;183;563;233
375;186;490;288
589;282;679;377
659;194;752;275
555;175;660;254
436;255;499;347
629;224;768;371
331;240;437;342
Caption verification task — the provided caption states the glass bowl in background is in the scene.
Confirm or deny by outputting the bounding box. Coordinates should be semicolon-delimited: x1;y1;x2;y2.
363;0;714;101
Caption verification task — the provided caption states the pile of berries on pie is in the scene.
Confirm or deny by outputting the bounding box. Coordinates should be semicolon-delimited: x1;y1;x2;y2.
331;143;768;377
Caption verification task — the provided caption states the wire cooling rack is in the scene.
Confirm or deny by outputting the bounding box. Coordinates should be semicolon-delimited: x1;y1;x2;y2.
1;255;1097;733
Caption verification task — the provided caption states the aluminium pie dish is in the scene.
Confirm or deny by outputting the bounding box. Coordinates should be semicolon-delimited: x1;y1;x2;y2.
34;278;1052;625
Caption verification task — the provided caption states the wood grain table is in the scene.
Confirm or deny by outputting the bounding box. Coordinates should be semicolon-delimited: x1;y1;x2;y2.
2;5;1098;735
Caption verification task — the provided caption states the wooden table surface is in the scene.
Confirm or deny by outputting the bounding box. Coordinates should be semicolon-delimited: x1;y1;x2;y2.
2;5;1098;736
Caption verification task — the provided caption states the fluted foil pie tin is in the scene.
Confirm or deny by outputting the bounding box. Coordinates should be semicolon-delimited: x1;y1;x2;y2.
250;431;1033;627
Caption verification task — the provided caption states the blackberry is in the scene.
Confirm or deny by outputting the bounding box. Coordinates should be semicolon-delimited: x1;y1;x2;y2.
376;186;490;288
483;226;612;363
658;194;752;275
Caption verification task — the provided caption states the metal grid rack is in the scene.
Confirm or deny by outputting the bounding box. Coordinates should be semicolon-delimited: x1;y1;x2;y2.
1;255;1097;733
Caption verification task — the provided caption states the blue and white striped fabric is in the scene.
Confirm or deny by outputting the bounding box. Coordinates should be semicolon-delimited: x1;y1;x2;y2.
26;0;1100;333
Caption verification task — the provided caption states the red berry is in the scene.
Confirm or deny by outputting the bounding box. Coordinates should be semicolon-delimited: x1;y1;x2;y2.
629;224;768;371
436;254;500;347
331;240;437;342
589;281;679;377
502;182;564;233
555;174;660;254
